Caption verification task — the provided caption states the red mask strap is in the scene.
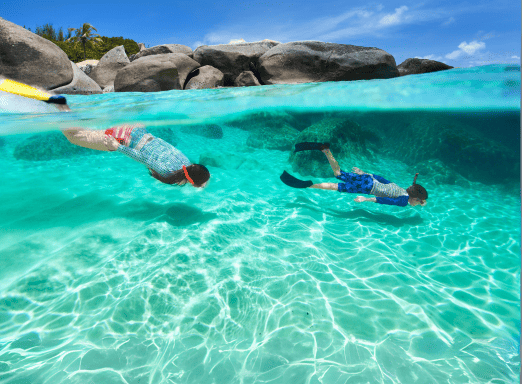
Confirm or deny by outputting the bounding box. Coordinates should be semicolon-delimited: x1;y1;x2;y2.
183;165;195;185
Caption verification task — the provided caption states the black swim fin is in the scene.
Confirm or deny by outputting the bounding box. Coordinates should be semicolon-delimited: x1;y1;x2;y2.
294;142;330;152
280;171;313;188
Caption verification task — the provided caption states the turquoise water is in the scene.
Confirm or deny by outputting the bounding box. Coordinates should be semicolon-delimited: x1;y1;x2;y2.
0;65;520;383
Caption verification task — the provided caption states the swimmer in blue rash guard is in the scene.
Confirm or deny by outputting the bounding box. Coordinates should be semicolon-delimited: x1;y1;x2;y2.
62;124;210;188
309;145;428;207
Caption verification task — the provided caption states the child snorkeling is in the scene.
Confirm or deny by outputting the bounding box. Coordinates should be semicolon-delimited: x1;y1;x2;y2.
62;124;210;188
281;143;428;207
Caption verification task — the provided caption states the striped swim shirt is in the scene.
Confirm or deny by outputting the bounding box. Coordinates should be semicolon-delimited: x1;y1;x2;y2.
115;127;191;178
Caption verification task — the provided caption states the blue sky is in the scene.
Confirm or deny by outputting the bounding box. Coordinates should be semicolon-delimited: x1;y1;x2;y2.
2;0;520;68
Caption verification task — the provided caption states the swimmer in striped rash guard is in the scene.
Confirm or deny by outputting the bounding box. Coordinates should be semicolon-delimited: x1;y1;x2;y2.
62;124;210;188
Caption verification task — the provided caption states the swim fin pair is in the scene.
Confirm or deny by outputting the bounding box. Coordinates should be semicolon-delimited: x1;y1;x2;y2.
281;142;330;188
280;171;313;188
294;142;330;153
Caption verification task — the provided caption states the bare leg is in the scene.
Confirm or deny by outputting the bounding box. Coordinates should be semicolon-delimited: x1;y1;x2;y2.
322;148;341;176
309;182;338;190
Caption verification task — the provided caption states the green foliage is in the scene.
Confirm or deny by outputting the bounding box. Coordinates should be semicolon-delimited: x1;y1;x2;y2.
67;23;104;60
33;23;70;42
28;23;140;62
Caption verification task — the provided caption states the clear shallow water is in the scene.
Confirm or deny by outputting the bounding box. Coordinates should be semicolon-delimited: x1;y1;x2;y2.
0;65;520;383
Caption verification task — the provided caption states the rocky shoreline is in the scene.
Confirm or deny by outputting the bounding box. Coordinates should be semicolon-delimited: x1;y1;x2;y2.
1;17;453;95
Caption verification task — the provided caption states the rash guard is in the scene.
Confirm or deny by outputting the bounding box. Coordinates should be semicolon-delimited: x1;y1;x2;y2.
109;126;191;177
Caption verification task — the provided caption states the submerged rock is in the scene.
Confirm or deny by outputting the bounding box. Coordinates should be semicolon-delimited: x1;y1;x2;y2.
290;117;380;178
415;158;471;187
146;127;178;146
181;124;223;139
381;115;519;184
199;151;262;170
246;123;300;150
13;131;100;161
224;110;323;132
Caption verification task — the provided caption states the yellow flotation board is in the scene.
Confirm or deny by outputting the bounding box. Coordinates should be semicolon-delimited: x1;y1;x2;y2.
0;78;70;110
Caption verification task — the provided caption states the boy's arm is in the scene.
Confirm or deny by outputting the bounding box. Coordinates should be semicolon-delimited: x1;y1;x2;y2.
355;196;408;207
354;196;377;203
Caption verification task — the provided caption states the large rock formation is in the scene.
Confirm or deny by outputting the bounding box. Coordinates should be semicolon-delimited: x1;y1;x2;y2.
184;66;224;90
193;41;279;85
398;58;453;76
88;46;130;89
131;44;194;61
0;17;73;89
380;114;519;184
181;124;223;139
52;61;103;95
13;131;100;161
199;151;263;170
75;60;99;75
246;123;300;150
114;53;200;92
234;71;261;87
258;41;400;85
290;117;380;178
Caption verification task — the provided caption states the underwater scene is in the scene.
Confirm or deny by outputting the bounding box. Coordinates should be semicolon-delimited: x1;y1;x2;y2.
0;64;520;383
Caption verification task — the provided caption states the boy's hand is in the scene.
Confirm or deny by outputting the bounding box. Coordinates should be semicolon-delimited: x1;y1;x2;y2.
354;196;366;202
105;135;120;151
352;167;364;175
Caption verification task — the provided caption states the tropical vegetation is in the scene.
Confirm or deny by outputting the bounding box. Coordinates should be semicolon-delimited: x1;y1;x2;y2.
66;23;103;60
25;23;141;63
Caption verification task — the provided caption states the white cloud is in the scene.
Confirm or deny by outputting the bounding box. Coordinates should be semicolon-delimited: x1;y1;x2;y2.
459;41;486;54
475;31;498;40
512;56;520;60
192;4;458;47
379;6;409;27
446;50;463;60
445;40;486;60
415;54;444;61
442;17;455;26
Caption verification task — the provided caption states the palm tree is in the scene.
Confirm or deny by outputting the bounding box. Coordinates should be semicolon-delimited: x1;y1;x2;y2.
66;23;103;60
